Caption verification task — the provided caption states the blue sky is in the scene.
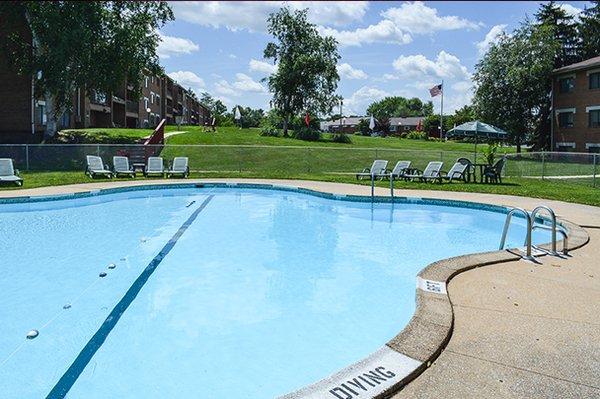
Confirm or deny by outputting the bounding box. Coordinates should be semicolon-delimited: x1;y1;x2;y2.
158;1;590;115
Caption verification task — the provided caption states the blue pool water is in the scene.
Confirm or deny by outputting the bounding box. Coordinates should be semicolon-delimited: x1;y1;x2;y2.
0;187;549;398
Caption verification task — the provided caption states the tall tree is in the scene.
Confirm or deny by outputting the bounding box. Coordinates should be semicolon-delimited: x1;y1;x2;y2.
200;92;228;124
535;1;580;67
578;1;600;60
0;1;173;137
366;96;433;119
473;22;559;152
263;7;340;136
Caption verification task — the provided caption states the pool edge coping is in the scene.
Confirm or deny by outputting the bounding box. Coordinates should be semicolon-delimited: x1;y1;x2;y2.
0;181;590;399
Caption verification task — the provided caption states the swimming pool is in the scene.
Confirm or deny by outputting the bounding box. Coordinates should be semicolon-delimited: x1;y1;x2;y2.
0;185;550;398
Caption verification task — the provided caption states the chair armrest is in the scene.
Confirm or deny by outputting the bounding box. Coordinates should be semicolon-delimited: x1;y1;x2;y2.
15;169;20;176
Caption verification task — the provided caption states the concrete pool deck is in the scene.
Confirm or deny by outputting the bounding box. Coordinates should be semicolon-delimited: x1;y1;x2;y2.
1;178;599;397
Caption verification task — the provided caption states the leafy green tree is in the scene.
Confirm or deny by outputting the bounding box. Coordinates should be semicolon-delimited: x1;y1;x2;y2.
263;7;340;136
233;106;264;128
452;105;476;126
0;1;173;137
535;1;580;67
366;96;433;119
200;92;229;125
577;1;600;60
473;22;559;151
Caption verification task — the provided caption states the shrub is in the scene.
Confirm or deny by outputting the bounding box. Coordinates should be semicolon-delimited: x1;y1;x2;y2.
356;119;371;136
260;126;280;137
405;130;428;140
482;142;499;164
332;133;352;143
293;125;321;141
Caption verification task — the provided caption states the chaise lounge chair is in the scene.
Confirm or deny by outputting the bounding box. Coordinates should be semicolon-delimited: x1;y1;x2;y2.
112;156;136;178
167;157;189;178
403;161;444;183
144;156;165;178
85;155;113;179
441;162;469;182
356;160;388;180
379;160;412;180
0;158;23;186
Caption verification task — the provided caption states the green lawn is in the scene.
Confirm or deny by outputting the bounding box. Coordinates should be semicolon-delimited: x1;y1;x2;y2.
3;126;597;207
2;171;599;207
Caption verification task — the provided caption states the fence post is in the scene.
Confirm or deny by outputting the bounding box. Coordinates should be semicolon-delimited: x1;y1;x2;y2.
25;144;30;171
541;151;545;180
594;154;598;188
96;144;100;157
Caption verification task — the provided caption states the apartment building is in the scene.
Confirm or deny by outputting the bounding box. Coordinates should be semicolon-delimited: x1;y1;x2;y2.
552;56;600;153
0;9;210;141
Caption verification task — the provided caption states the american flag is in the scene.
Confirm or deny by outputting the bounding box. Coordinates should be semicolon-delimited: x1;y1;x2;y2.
429;83;443;97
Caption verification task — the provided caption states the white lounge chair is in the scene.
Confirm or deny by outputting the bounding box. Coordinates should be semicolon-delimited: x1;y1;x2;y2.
0;158;23;186
167;157;189;178
112;156;136;178
144;156;164;177
356;160;388;180
379;160;412;179
85;155;113;178
441;162;468;182
404;161;443;183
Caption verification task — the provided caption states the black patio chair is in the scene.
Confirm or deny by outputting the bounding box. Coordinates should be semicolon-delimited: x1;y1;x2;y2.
483;157;505;184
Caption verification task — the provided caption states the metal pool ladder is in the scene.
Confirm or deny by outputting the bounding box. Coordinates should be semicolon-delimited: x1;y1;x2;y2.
499;206;568;261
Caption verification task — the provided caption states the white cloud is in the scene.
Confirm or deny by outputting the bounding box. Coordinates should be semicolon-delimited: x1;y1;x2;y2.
214;80;238;97
476;24;507;55
173;1;367;33
167;71;205;95
228;53;237;59
157;34;199;59
392;51;470;81
319;20;412;47
249;59;278;74
380;1;481;35
233;73;267;93
559;3;582;18
338;63;368;80
317;2;479;47
214;73;268;97
343;86;390;115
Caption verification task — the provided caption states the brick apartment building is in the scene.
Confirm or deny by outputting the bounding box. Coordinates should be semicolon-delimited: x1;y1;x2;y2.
0;10;210;142
552;56;600;153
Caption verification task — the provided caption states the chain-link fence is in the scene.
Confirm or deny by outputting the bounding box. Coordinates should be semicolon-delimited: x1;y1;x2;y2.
504;152;599;187
0;144;484;176
1;144;597;187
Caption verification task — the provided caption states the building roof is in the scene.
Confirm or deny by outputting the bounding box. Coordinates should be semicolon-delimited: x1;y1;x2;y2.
553;56;600;74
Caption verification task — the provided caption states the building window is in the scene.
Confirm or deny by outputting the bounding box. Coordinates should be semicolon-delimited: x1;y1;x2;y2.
556;142;576;152
145;77;148;88
559;77;574;93
156;95;161;107
587;144;600;153
144;97;149;110
589;73;600;89
589;109;600;128
558;112;574;128
151;92;155;104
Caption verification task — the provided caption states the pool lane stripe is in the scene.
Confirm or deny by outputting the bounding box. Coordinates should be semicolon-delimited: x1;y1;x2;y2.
47;195;215;399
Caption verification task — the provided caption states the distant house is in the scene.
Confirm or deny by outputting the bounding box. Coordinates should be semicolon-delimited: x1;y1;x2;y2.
321;116;424;134
552;55;600;153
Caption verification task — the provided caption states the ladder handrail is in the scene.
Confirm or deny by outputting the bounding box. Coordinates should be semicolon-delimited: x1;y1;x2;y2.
530;206;558;254
499;207;533;260
532;224;569;255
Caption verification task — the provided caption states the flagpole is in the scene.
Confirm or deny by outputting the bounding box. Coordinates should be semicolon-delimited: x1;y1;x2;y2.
440;80;444;140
